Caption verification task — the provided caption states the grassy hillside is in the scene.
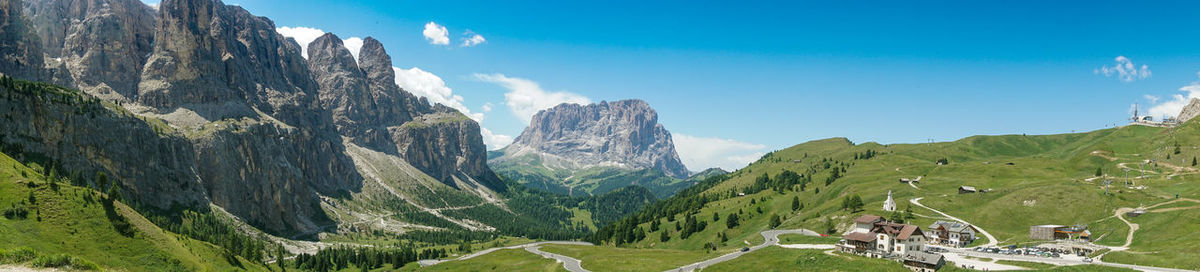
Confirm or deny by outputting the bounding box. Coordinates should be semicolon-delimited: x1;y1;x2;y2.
402;248;566;272
587;121;1200;269
0;151;267;271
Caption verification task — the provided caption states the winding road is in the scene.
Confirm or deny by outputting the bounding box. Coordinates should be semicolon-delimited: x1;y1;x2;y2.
417;241;593;271
669;229;830;272
527;245;589;272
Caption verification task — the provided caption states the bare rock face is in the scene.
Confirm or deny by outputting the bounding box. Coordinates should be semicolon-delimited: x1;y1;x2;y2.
306;33;392;152
22;0;155;100
131;0;361;235
5;0;501;236
1178;98;1200;124
0;0;45;80
306;33;499;190
390;108;501;190
0;81;208;211
500;99;689;178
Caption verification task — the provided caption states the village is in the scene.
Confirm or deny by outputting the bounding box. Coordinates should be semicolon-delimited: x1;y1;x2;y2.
829;179;1176;272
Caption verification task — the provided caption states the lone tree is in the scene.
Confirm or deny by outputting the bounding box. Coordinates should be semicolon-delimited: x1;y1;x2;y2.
726;213;740;229
791;196;801;211
1095;167;1103;177
660;230;670;242
96;171;108;191
769;214;782;228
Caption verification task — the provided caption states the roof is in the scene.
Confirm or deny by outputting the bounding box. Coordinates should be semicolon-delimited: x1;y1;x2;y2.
1033;224;1068;228
854;215;883;224
843;232;875;242
897;225;923;240
959;186;977;191
929;221;975;233
904;251;944;265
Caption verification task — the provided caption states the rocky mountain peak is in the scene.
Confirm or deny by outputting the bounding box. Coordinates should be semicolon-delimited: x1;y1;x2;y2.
502;99;690;178
358;36;395;85
1178;98;1200;124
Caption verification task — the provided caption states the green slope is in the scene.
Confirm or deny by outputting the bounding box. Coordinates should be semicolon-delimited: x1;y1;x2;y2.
0;151;267;271
589;121;1200;270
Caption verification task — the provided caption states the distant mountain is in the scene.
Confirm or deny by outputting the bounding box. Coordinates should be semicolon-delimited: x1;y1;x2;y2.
490;99;694;197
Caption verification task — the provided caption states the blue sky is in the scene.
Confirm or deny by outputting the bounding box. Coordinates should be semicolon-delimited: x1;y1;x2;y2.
145;0;1200;171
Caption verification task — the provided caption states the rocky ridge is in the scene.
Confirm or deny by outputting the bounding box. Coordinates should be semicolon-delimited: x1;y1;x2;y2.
497;99;690;178
0;0;500;236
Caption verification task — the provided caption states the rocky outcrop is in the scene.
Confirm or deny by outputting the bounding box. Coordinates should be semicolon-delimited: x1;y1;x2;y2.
1178;98;1200;124
0;78;208;211
131;0;360;235
22;0;155;100
390;109;500;190
306;33;499;190
4;0;500;236
0;0;45;80
306;33;392;152
498;99;689;178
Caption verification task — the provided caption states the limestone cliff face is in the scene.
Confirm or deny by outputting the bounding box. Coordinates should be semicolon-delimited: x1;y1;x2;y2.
2;0;501;236
390;108;500;190
0;0;45;80
1178;98;1200;124
133;0;360;235
0;80;208;211
306;33;499;190
499;99;690;178
22;0;155;100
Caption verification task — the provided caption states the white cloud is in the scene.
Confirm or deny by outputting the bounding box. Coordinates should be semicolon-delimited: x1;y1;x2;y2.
461;32;486;47
672;133;768;171
1147;73;1200;118
472;73;591;123
423;22;450;45
392;67;512;149
480;127;514;150
1095;56;1152;82
342;37;364;61
276;26;362;60
393;67;482;121
481;102;494;112
276;26;326;58
1143;95;1160;104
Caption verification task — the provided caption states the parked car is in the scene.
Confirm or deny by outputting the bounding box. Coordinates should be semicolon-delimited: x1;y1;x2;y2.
1083;258;1093;263
741;247;749;252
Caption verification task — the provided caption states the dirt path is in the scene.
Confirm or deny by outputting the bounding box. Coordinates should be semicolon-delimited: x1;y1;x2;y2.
1104;198;1200;253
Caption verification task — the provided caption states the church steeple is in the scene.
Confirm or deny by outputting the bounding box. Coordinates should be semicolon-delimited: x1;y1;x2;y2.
883;190;896;212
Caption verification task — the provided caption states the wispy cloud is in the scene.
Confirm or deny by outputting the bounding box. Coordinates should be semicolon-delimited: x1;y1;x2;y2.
672;133;768;171
473;73;591;123
460;31;486;47
423;22;450;45
1095;56;1151;82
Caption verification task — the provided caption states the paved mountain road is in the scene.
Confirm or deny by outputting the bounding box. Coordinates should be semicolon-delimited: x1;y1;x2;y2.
669;229;826;272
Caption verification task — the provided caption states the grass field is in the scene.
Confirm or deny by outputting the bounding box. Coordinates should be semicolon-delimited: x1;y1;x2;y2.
0;152;264;271
778;234;840;244
1101;207;1200;270
588;121;1200;269
402;248;566;272
538;244;723;271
